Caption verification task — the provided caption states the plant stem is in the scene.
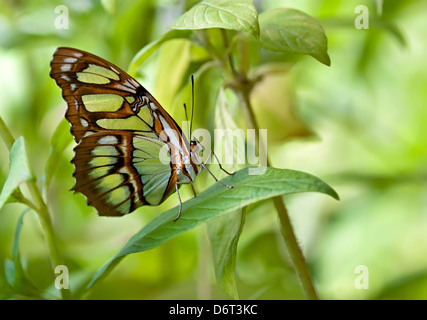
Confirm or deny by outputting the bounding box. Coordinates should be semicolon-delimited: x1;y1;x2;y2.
236;87;319;300
0;116;70;299
219;34;318;299
27;181;64;267
0;116;15;150
197;29;318;299
197;30;234;78
272;198;318;300
220;29;237;76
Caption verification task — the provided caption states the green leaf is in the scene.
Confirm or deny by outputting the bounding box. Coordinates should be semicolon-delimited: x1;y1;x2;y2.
154;39;192;109
0;137;34;211
170;0;260;38
250;63;313;141
5;209;40;296
127;29;193;77
12;209;29;261
4;259;15;288
87;167;338;290
207;208;245;299
259;8;331;66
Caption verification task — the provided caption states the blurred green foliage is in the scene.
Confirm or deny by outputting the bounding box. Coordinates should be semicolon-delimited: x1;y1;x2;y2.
0;0;426;300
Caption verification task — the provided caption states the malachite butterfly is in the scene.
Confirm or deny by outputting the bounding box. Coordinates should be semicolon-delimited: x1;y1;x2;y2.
49;47;233;220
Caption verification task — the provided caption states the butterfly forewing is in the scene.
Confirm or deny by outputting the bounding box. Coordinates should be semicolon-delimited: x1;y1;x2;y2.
50;47;188;216
50;47;154;142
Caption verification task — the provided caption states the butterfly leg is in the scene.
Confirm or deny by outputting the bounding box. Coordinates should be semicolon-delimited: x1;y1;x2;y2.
190;184;197;198
198;150;234;189
201;162;234;189
174;181;194;221
209;150;235;176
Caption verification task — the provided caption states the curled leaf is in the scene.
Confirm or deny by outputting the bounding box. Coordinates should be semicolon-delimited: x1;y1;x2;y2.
259;8;330;66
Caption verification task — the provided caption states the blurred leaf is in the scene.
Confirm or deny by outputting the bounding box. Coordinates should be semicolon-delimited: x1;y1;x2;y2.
374;271;427;299
128;30;193;77
169;61;222;139
101;0;117;14
250;63;313;141
155;39;192;109
239;229;289;278
214;87;246;168
12;209;28;261
43;119;72;193
170;0;260;38
108;0;157;61
0;137;34;211
87;167;338;290
366;16;407;47
357;16;407;73
207;208;245;299
5;209;40;297
259;8;331;66
4;259;15;288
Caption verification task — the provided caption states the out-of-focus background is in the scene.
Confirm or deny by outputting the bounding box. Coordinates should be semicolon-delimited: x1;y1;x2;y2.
0;0;426;299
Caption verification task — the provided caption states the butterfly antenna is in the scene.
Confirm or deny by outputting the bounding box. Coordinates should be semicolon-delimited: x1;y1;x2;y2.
190;75;195;138
183;103;190;138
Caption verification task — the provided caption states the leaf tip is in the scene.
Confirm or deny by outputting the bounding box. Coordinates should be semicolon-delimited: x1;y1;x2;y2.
317;52;331;66
329;187;340;201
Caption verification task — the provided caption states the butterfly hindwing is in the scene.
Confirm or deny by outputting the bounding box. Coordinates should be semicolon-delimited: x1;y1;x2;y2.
72;131;175;216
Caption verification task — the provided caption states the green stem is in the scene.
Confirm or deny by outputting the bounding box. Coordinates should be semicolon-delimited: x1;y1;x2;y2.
26;181;64;268
197;30;234;78
213;31;319;300
272;198;318;300
0;116;15;150
236;87;319;300
0;116;70;299
220;29;237;76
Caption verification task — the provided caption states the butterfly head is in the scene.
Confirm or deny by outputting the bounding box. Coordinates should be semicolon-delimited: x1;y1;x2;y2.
189;137;204;166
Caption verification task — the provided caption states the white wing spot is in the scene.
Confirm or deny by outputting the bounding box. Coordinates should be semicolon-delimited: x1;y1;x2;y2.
60;64;72;72
80;117;89;128
98;135;119;145
60;74;71;81
63;57;77;63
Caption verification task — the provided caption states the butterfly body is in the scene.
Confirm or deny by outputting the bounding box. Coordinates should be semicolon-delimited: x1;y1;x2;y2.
50;47;213;218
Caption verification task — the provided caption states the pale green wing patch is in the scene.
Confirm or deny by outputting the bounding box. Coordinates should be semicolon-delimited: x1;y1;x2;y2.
76;64;120;84
94;106;154;132
82;94;124;112
132;136;173;206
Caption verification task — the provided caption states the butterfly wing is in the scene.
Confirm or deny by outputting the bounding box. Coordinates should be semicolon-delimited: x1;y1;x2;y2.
72;131;174;216
50;47;186;216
